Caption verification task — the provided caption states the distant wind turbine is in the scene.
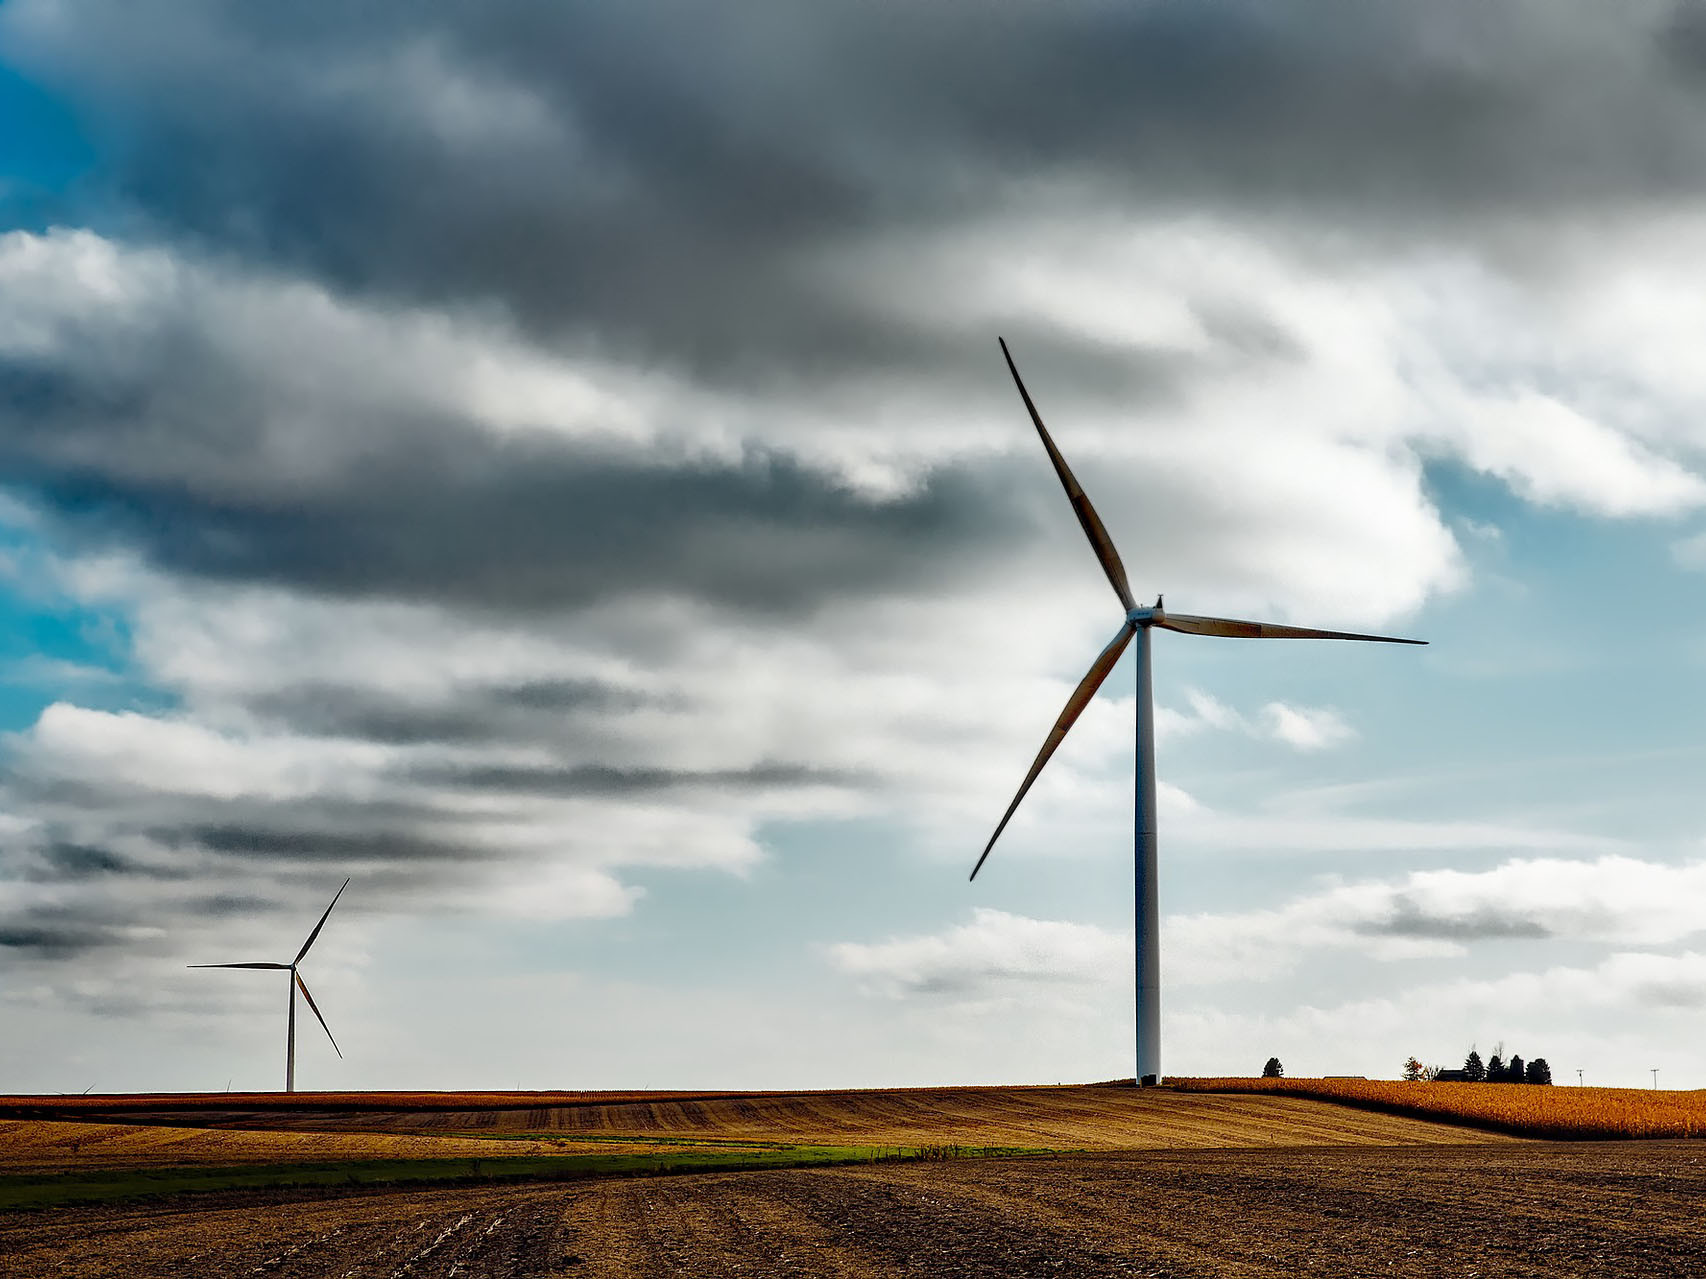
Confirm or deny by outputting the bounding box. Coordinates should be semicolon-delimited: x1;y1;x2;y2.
190;879;349;1092
970;339;1425;1086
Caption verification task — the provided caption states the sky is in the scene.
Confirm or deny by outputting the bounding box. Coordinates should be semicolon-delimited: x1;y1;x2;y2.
4;0;1706;1094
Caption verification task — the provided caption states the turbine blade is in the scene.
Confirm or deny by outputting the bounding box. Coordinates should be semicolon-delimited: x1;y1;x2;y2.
1156;613;1426;644
294;878;351;965
970;621;1136;881
294;972;342;1059
187;962;290;969
1000;338;1137;613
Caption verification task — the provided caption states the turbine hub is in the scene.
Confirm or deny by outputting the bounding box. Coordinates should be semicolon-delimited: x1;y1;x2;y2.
1126;604;1164;626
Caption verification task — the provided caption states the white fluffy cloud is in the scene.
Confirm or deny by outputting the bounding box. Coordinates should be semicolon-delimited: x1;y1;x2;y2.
1173;855;1706;983
1168;948;1706;1087
832;856;1706;1002
1261;702;1356;750
829;908;1128;998
1158;689;1356;751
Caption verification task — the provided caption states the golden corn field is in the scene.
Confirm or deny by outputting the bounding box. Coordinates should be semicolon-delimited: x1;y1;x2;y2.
1173;1076;1706;1139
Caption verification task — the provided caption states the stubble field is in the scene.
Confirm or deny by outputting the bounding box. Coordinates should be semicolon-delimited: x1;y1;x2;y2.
1174;1075;1706;1138
26;1082;1518;1149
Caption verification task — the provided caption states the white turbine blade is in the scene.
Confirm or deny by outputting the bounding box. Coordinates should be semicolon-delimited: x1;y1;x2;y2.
188;962;290;969
970;621;1136;881
1156;613;1426;644
999;338;1138;613
294;972;342;1059
294;878;351;965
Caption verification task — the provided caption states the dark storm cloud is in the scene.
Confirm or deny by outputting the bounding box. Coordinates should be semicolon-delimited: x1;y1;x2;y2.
35;842;138;879
410;760;866;798
181;892;274;919
7;0;1590;623
11;1;1706;377
1662;1;1706;79
247;678;651;746
1630;972;1706;1008
1357;896;1556;942
20;841;192;884
0;905;131;957
0;265;1043;616
7;775;496;875
21;443;1013;615
0;923;113;957
180;825;477;865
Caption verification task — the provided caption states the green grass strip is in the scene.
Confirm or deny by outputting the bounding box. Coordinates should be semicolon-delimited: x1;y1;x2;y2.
446;1132;803;1149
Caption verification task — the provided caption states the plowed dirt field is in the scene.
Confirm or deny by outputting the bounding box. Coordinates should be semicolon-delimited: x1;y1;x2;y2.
4;1141;1701;1278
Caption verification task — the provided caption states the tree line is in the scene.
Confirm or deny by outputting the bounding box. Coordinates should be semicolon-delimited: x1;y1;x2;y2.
1403;1047;1553;1084
1260;1050;1554;1084
1461;1048;1552;1084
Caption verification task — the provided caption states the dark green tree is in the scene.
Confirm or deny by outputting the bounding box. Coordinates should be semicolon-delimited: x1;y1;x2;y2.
1262;1057;1284;1078
1464;1049;1485;1082
1507;1053;1525;1083
1486;1053;1506;1082
1525;1057;1552;1085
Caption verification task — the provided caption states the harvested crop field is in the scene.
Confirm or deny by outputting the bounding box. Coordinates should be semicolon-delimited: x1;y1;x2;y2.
0;1118;663;1174
323;1085;1521;1148
17;1084;1520;1156
1175;1075;1706;1139
4;1140;1702;1278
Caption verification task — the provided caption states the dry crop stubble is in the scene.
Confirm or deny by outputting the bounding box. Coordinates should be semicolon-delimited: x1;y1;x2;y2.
2;1084;1523;1170
1172;1076;1706;1139
10;1084;1510;1146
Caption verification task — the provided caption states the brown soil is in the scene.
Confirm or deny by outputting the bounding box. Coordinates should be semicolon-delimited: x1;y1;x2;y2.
2;1141;1701;1278
66;1086;1520;1152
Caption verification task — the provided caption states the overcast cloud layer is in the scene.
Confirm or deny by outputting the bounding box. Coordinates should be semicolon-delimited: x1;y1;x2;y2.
5;1;1706;1089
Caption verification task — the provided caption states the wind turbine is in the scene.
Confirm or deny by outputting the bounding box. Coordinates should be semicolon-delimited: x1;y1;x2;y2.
970;339;1425;1086
190;879;349;1092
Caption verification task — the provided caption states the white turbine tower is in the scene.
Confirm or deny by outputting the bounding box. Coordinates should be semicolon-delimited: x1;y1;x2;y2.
190;879;349;1092
970;339;1425;1086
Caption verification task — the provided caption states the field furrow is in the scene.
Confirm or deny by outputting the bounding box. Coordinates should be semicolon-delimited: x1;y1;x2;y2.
7;1143;1704;1279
